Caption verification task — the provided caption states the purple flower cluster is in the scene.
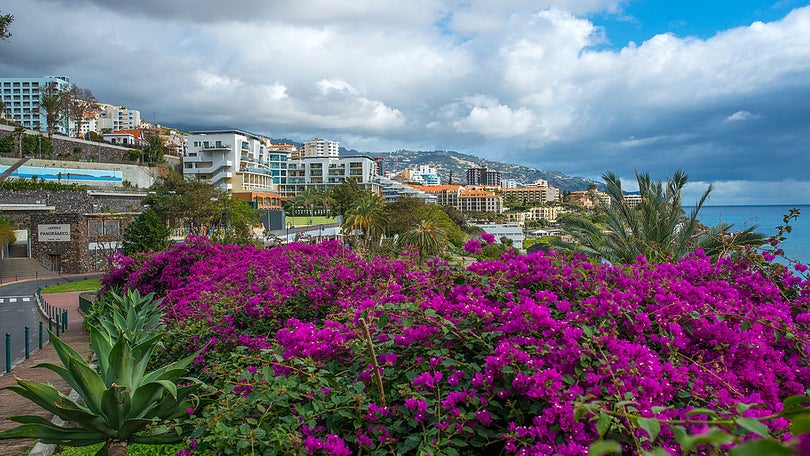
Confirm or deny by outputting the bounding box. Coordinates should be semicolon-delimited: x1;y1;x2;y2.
106;238;810;454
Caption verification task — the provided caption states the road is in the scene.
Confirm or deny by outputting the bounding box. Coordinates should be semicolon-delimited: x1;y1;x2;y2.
0;276;99;372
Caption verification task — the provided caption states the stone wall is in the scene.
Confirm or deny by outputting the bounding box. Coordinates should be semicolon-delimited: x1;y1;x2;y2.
0;124;133;163
0;189;146;213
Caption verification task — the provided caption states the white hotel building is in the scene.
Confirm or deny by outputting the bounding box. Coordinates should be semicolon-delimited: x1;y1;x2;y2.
183;130;286;192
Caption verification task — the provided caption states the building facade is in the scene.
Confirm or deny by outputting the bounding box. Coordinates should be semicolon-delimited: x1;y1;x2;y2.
183;130;283;193
301;138;339;158
280;155;379;198
466;167;502;187
0;76;71;135
500;186;560;205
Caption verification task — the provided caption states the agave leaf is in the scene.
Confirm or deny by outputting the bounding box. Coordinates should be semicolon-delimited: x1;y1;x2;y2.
0;422;104;444
100;384;131;433
5;382;84;420
48;331;86;370
89;325;113;375
129;382;166;418
128;430;185;444
66;357;106;415
107;336;134;390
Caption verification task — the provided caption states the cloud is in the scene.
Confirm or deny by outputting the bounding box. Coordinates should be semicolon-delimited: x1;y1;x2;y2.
2;0;810;203
725;110;763;122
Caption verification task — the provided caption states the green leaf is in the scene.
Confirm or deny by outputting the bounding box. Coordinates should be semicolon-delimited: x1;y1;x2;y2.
735;403;761;414
589;440;622;456
636;417;661;442
790;413;810;434
596;412;612;438
740;321;751;331
686;407;719;418
734;417;771;439
728;439;794;456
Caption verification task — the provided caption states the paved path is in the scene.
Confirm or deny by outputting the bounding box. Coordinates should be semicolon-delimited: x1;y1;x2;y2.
0;292;91;456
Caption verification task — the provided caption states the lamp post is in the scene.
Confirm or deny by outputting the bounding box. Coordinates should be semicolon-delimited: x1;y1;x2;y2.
286;222;291;244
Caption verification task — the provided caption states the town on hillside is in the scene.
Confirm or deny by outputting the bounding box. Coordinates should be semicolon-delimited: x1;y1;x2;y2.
0;75;622;275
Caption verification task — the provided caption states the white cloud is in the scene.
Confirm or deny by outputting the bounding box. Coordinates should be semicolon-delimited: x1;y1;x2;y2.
725;110;763;122
451;95;535;138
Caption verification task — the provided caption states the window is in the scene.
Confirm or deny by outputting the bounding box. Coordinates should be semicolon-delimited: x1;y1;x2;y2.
104;219;120;236
88;219;103;237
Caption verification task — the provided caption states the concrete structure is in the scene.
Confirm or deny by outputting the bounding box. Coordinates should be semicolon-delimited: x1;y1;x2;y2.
102;129;147;147
409;184;503;213
473;223;524;251
0;190;147;273
500;186;560;205
401;164;441;186
566;187;611;210
466;167;501;187
183;130;280;192
301;138;339;158
0;157;160;189
0;76;71;135
375;176;437;203
95;103;141;133
280;155;379;198
624;194;642;208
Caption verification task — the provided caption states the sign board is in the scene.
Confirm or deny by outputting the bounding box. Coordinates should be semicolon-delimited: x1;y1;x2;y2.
38;224;71;242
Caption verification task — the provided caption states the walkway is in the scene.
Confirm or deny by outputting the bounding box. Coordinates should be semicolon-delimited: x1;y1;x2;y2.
0;292;91;456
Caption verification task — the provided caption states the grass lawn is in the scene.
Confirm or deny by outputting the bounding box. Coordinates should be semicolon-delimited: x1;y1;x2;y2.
57;443;185;455
287;215;339;227
40;278;101;294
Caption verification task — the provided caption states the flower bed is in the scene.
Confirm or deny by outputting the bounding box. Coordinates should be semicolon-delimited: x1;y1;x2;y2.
105;237;810;455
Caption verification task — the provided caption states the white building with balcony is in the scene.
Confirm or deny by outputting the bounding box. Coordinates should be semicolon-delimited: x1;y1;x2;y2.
280;155;379;198
301;138;339;158
183;130;284;192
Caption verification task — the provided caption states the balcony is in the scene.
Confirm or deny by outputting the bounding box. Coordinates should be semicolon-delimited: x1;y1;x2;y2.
201;143;231;151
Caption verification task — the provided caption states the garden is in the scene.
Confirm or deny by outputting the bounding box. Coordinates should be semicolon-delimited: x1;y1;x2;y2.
34;234;805;455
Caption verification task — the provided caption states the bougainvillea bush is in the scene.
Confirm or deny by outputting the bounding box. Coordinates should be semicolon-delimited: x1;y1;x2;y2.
103;237;810;455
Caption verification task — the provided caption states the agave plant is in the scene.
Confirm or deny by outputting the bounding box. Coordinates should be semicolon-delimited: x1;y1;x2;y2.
87;289;165;345
0;293;202;456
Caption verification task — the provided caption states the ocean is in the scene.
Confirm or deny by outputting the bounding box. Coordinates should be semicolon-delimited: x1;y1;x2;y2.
697;205;810;265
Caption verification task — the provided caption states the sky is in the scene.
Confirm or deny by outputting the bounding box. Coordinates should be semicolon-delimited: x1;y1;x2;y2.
1;0;810;205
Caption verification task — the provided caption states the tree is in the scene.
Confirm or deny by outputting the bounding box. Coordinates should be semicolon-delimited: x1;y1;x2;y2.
328;178;366;218
292;188;325;225
121;210;169;255
398;219;448;261
22;134;53;158
140;135;165;164
0;216;16;254
0;12;12;41
342;192;387;249
555;171;766;263
67;85;97;138
39;82;68;141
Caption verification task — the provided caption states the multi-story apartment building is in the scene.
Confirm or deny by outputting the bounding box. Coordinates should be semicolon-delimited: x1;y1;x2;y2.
500;186;560;205
95;103;141;132
408;185;503;213
375;176;438;203
0;76;71;134
301;138;339;158
279;155;379;198
459;188;502;213
400;164;441;186
183;130;284;193
466;167;501;187
565;186;611;210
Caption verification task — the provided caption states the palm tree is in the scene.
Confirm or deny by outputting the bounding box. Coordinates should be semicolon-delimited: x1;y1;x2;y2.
39;82;66;142
398;219;448;261
556;171;765;263
293;188;324;225
342;192;387;249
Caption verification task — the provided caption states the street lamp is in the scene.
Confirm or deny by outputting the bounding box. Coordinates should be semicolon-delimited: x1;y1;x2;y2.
286;221;292;244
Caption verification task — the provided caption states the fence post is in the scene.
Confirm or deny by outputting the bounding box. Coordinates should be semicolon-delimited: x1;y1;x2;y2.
55;313;60;337
25;326;30;359
38;321;43;349
48;318;52;333
63;310;68;331
4;333;10;374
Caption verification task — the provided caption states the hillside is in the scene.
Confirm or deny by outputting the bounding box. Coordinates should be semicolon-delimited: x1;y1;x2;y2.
361;149;599;192
263;138;598;191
